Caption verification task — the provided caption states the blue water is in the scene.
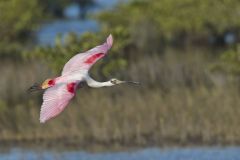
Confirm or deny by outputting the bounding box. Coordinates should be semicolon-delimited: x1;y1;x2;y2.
37;20;98;46
37;0;126;46
1;147;240;160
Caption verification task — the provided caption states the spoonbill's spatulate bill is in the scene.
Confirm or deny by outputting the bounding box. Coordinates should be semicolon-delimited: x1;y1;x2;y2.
28;35;139;123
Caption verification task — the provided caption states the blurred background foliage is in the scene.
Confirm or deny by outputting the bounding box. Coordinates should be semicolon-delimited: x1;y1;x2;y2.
0;0;240;146
1;0;240;74
219;45;240;74
0;0;42;57
98;0;240;47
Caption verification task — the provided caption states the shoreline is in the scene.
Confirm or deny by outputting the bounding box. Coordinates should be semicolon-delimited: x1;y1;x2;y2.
1;137;240;152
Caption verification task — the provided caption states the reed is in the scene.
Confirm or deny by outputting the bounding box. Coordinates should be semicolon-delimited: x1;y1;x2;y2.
0;50;239;147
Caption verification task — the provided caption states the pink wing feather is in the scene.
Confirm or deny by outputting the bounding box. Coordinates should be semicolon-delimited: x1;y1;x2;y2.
40;35;113;123
61;34;113;75
40;83;77;123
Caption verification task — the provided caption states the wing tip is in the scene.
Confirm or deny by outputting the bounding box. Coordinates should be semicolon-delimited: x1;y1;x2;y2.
40;117;47;123
107;34;113;48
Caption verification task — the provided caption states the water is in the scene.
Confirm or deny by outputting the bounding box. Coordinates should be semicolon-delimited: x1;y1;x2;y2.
37;20;98;46
37;0;126;46
1;147;240;160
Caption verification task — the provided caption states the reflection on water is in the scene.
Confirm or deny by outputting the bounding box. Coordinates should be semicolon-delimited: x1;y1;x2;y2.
1;147;240;160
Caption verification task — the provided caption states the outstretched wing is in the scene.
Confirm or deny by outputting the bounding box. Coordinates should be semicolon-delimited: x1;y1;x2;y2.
61;34;113;76
40;82;78;123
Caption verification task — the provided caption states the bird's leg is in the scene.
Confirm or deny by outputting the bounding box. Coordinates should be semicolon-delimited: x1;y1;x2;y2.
123;81;141;85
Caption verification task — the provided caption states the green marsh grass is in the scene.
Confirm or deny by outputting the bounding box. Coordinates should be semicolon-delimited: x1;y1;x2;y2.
0;50;239;148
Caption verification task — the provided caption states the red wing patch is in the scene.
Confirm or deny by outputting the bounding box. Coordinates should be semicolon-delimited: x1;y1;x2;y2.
67;83;76;94
84;53;104;64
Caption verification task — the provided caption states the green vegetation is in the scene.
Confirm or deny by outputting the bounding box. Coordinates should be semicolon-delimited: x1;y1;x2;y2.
1;52;240;148
97;0;240;47
0;0;42;57
0;0;240;148
220;46;240;74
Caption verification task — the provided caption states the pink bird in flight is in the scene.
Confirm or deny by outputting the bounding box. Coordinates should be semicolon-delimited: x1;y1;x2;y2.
28;35;139;123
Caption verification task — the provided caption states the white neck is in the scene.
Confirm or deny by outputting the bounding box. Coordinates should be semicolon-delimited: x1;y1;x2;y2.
85;76;113;88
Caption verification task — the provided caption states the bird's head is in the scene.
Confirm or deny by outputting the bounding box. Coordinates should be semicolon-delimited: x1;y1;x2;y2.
28;78;55;92
41;78;55;89
110;78;140;85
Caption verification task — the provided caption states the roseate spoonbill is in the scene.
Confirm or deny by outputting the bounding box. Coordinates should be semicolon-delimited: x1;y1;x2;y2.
28;34;139;123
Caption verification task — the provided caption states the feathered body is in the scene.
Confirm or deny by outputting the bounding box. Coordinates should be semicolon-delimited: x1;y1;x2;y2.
40;35;113;123
27;35;139;123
